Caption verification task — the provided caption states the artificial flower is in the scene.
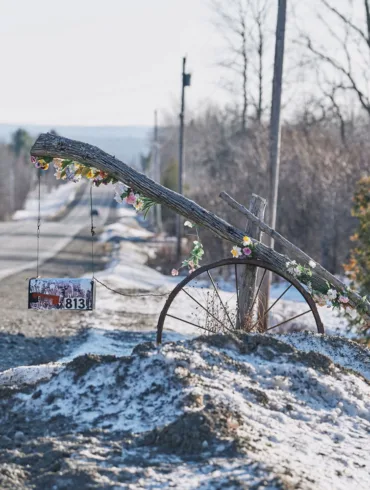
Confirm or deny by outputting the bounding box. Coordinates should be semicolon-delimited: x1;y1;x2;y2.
243;247;252;256
184;221;194;228
114;193;123;204
126;192;137;205
171;269;179;276
114;182;126;194
243;236;252;246
339;295;349;304
53;158;63;169
188;260;196;273
86;169;95;179
231;246;242;258
327;289;338;301
309;260;316;269
134;198;144;211
65;166;81;182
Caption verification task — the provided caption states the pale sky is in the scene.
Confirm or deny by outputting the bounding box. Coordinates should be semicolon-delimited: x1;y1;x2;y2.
0;0;364;126
0;0;228;126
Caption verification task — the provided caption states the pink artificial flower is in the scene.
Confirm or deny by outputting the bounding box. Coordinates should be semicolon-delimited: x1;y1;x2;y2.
243;247;252;256
339;296;349;304
31;156;37;164
171;269;179;276
125;192;137;205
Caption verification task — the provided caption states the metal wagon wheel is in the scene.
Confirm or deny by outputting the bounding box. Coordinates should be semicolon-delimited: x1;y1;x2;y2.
157;258;324;343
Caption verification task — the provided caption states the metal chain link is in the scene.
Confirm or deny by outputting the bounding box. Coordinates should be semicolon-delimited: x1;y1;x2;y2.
36;169;41;278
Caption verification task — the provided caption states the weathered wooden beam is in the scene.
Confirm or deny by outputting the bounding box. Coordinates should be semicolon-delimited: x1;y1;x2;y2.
30;133;369;317
220;191;369;317
237;194;267;330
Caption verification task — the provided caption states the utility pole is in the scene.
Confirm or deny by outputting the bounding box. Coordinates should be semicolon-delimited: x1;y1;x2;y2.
262;0;287;330
176;56;191;261
269;0;286;236
153;110;162;231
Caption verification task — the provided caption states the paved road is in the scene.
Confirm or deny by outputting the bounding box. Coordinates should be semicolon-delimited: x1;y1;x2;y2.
0;183;113;281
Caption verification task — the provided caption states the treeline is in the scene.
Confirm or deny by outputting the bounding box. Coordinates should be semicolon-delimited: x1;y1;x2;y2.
155;111;369;274
0;129;61;220
0;129;34;220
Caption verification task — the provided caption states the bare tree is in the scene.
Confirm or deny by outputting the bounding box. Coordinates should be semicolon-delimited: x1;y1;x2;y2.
211;0;271;130
299;0;370;119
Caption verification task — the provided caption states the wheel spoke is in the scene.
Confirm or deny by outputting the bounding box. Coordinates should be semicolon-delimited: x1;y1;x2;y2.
182;288;231;332
266;309;311;331
166;313;217;333
207;271;235;329
235;264;242;327
252;283;292;329
250;268;267;313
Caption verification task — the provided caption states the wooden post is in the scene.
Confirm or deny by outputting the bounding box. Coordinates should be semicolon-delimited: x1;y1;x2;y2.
237;195;266;329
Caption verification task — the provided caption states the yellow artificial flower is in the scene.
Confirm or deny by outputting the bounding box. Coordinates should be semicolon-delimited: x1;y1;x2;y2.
41;163;49;170
243;236;252;246
86;169;95;179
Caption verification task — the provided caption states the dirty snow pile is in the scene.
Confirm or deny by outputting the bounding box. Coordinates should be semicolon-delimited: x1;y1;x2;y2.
1;332;369;489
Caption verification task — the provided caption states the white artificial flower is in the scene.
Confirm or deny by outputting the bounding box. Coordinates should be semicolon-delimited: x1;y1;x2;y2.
293;266;301;277
114;182;126;196
114;193;123;204
231;246;242;258
184;221;193;228
327;289;338;301
309;260;316;269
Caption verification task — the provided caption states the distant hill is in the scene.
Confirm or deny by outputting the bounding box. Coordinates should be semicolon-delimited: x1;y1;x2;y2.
0;124;151;167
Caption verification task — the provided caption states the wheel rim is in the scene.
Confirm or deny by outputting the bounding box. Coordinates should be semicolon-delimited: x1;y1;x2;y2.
157;258;324;343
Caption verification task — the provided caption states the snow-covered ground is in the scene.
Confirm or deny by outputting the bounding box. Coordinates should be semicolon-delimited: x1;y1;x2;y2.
1;204;369;489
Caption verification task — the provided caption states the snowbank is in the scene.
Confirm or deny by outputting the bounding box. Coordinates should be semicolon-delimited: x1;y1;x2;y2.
7;333;370;489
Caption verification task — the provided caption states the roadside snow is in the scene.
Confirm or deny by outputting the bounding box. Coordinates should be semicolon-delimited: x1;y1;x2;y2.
0;363;63;386
13;181;81;220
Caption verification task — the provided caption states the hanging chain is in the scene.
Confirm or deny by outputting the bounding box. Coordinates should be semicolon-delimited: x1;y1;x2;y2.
36;169;41;278
90;183;95;279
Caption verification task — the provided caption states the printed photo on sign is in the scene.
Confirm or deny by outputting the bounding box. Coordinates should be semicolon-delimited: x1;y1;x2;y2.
28;278;95;310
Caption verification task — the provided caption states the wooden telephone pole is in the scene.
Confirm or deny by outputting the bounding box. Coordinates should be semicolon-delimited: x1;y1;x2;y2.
261;0;287;329
153;110;162;231
269;0;287;235
176;56;191;261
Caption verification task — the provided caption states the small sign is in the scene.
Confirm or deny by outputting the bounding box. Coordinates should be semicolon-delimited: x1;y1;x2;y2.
28;278;95;310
